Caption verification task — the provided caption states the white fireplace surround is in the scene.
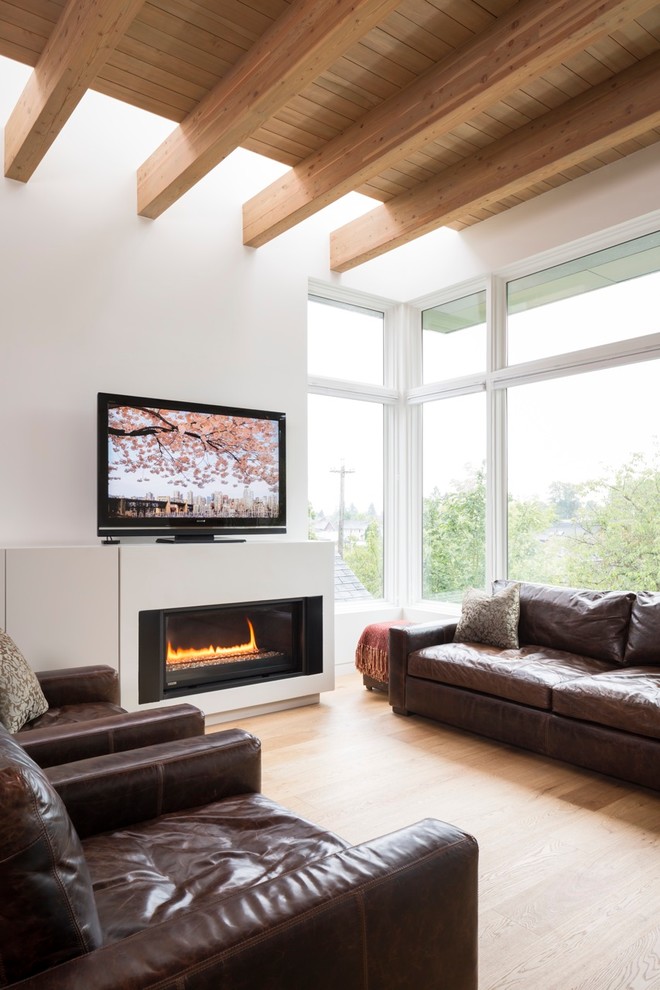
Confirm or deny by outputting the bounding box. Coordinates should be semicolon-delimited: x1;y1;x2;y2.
0;542;335;724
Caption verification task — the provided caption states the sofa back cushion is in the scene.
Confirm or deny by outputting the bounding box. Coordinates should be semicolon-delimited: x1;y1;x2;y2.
493;581;634;664
623;591;660;666
0;727;102;984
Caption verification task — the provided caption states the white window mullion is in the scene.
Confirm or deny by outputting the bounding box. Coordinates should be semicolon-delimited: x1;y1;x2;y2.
487;276;508;585
383;304;405;605
406;399;423;604
396;303;423;605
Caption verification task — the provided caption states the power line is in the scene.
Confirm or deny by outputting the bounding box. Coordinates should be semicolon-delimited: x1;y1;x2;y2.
330;461;354;557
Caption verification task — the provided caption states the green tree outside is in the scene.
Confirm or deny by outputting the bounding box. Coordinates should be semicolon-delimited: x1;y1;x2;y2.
564;450;660;590
423;467;486;601
311;446;660;601
423;447;660;596
344;520;383;598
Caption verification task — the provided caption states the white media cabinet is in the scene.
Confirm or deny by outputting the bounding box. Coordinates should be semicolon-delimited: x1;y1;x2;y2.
1;541;335;724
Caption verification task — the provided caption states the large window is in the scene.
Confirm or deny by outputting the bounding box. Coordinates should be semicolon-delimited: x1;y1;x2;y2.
506;231;660;591
307;296;389;602
308;394;384;598
507;230;660;364
420;289;487;604
418;228;660;607
308;296;384;384
311;224;660;615
422;392;486;602
422;290;486;381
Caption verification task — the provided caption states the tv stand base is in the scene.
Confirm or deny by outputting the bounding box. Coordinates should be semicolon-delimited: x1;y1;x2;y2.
155;535;247;544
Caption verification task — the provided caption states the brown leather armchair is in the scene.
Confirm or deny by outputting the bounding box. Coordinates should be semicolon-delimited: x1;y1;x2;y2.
0;724;479;990
27;664;125;724
15;664;205;766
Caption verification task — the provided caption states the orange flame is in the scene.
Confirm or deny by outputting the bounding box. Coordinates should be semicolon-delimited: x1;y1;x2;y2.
167;618;258;666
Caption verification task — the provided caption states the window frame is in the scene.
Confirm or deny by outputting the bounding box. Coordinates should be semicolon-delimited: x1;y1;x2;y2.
409;218;660;611
310;214;660;615
307;281;399;609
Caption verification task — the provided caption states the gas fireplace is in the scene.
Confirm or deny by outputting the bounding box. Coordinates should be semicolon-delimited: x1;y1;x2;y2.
138;596;323;702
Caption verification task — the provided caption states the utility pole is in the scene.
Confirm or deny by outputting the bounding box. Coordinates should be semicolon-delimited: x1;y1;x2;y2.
330;460;354;558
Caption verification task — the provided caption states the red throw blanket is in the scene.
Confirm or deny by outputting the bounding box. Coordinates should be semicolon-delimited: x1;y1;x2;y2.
355;621;411;682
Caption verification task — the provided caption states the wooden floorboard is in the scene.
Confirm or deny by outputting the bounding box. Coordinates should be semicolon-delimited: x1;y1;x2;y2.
214;672;660;990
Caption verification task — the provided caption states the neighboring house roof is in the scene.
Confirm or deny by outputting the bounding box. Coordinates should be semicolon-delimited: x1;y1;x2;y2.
334;554;371;602
343;520;369;535
311;519;336;535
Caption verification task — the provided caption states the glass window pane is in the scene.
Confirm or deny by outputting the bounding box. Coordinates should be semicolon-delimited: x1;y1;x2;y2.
422;392;486;602
507;359;660;590
308;296;384;384
308;394;383;600
507;230;660;364
423;290;486;382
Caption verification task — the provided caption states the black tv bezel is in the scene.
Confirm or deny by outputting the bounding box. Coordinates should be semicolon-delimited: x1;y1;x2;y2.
97;391;286;540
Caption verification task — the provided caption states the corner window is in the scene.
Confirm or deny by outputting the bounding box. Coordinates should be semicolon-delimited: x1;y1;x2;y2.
422;391;486;602
507;359;660;591
308;395;384;599
422;289;486;382
307;295;388;602
308;295;384;385
507;230;660;364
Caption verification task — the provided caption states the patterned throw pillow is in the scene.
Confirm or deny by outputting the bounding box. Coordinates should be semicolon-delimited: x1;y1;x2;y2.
454;584;521;649
0;629;49;732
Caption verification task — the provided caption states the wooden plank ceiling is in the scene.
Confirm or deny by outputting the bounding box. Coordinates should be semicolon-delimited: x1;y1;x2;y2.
2;0;660;271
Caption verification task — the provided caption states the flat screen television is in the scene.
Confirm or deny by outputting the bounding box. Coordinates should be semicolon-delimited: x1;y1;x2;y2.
97;392;286;541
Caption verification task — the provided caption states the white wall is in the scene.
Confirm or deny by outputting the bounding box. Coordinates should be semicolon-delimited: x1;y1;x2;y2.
0;57;374;548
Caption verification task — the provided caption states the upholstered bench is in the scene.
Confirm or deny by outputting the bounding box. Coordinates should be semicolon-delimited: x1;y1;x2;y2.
355;620;412;690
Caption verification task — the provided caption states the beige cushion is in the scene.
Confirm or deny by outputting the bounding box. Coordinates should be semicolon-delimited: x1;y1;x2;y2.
454;584;520;650
0;629;49;732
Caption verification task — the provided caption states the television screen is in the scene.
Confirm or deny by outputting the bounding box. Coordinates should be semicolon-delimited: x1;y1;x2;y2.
97;392;286;541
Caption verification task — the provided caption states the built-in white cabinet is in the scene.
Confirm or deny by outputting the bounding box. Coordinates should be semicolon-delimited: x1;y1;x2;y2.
3;542;335;723
5;547;119;671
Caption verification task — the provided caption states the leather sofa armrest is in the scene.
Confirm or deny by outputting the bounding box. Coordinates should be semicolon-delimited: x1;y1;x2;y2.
17;703;205;767
36;665;121;707
389;620;458;713
12;818;478;990
47;729;261;838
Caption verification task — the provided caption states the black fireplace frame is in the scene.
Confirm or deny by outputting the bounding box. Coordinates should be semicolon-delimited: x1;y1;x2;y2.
138;596;323;702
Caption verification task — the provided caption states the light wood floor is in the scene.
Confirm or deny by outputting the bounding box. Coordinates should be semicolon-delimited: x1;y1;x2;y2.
217;672;660;990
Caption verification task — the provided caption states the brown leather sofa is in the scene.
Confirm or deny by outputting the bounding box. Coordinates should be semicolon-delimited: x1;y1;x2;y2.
390;581;660;791
15;664;205;766
0;724;478;990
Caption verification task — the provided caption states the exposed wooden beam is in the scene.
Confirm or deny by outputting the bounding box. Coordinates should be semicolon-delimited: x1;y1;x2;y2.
136;0;401;220
243;0;660;248
4;0;145;181
329;53;660;271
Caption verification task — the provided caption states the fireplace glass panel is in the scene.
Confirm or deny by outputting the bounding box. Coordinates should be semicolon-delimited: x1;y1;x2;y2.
165;603;299;687
139;597;322;701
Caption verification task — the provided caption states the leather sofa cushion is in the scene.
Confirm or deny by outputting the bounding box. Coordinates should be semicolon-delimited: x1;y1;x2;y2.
0;728;102;983
552;668;660;740
23;701;126;730
494;580;634;664
84;791;350;942
623;591;660;666
409;643;613;710
36;665;121;708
